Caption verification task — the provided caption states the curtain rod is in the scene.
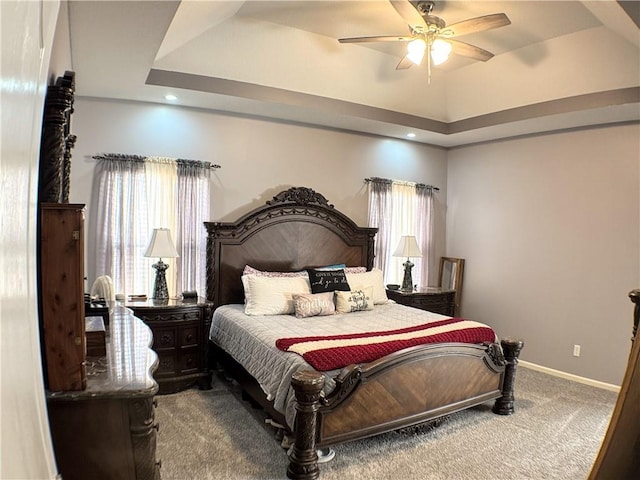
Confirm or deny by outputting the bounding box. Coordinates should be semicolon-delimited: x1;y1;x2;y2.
364;176;439;191
92;153;221;169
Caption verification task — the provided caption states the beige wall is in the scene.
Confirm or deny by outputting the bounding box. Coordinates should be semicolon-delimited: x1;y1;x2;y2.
447;124;640;385
1;1;61;479
69;97;449;286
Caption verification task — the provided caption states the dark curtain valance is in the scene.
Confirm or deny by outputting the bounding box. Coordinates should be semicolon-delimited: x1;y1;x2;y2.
364;176;439;192
92;153;221;170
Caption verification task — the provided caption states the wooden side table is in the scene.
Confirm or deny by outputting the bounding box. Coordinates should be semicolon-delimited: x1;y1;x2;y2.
126;297;213;394
386;287;456;316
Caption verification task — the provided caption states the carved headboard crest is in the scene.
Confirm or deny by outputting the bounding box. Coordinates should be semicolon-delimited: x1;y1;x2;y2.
267;187;333;209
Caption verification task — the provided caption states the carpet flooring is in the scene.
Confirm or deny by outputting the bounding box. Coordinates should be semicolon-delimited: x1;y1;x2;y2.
155;367;617;480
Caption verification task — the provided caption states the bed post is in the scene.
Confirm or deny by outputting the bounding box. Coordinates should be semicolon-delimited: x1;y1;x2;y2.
629;289;639;342
287;370;325;480
492;338;525;415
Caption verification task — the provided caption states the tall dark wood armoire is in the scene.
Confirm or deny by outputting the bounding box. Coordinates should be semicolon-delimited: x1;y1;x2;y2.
37;71;83;391
39;203;86;391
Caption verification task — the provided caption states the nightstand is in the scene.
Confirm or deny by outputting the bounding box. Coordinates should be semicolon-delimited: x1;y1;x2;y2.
386;287;456;316
126;297;213;394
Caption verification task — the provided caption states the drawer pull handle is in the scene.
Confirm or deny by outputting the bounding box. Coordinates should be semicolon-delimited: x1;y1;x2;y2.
186;334;193;342
186;358;193;366
156;460;162;469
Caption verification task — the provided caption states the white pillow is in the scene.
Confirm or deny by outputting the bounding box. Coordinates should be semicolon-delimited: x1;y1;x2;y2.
242;275;311;315
345;268;388;305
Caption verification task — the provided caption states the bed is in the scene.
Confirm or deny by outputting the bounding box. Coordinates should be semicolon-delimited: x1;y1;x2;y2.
205;187;524;480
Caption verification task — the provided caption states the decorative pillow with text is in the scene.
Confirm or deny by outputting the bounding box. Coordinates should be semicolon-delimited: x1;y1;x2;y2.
335;286;374;313
292;292;336;318
308;269;351;294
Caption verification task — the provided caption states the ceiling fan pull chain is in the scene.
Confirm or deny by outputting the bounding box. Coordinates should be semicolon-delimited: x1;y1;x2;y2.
427;41;432;85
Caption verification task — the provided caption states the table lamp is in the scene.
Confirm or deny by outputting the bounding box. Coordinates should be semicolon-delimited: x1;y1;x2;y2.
393;235;422;292
144;228;179;300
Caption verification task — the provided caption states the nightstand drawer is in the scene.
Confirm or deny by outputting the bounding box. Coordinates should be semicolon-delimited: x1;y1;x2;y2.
156;352;177;376
127;298;213;394
180;325;199;348
412;295;454;313
154;327;177;349
137;307;201;324
179;350;200;374
386;288;455;316
156;349;200;376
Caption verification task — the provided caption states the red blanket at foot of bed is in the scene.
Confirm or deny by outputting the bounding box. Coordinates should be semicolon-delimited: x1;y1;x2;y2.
275;318;496;371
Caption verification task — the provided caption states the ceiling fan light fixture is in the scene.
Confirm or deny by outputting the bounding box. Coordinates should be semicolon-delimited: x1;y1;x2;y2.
430;39;452;65
407;38;427;65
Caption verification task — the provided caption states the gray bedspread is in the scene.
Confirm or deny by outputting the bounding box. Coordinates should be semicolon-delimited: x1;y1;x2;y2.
209;302;457;427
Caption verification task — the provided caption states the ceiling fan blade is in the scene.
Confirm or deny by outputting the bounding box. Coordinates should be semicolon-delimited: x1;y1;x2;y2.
442;13;510;38
396;55;414;70
338;35;413;44
448;39;494;62
389;0;427;28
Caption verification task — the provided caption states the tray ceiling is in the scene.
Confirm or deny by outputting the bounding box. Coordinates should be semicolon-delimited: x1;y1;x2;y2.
66;1;640;147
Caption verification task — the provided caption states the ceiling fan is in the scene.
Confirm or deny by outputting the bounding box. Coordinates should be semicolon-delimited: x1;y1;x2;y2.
338;0;511;81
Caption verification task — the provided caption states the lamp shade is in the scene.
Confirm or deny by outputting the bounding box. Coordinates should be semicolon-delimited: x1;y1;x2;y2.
144;228;179;258
393;235;422;258
407;38;426;65
431;39;452;66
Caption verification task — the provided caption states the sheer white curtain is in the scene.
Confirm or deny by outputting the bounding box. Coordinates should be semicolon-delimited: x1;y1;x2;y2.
367;179;393;274
176;160;210;295
94;157;151;297
416;185;435;287
145;157;178;296
388;182;421;286
367;178;436;287
92;154;211;298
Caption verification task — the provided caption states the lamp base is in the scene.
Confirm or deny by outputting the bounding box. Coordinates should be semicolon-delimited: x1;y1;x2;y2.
401;259;414;292
152;259;170;300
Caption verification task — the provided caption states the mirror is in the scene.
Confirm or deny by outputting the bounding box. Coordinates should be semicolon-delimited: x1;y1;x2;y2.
438;257;465;316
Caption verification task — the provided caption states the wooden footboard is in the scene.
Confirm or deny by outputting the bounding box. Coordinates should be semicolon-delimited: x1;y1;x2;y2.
287;338;524;480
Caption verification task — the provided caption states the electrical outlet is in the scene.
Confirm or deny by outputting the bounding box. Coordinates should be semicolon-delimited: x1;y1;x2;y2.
573;344;581;357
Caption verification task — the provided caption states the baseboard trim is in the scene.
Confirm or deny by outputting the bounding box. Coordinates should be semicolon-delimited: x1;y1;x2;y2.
520;361;621;392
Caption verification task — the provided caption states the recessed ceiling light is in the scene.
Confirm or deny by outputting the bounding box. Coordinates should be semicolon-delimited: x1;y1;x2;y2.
165;94;177;101
406;133;416;138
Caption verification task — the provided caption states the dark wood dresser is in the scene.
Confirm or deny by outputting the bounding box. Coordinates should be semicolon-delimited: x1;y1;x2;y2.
126;298;213;394
47;306;160;480
386;287;456;316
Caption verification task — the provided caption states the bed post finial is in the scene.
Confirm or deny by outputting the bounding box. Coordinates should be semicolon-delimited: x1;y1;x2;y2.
287;370;325;480
492;338;524;415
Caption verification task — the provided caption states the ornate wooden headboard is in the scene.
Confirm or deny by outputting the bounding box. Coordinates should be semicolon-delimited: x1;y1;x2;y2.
205;187;377;309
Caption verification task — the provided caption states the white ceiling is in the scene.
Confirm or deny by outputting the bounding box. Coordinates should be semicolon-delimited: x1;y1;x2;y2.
66;0;640;147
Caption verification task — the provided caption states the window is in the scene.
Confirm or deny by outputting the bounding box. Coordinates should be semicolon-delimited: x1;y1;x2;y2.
367;177;436;287
92;154;211;298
